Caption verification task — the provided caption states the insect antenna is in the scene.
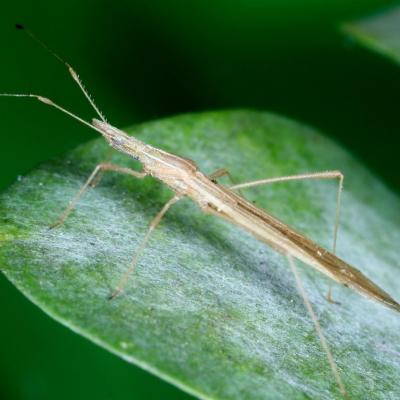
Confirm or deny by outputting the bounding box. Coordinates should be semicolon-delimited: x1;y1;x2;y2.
0;93;107;139
15;24;107;123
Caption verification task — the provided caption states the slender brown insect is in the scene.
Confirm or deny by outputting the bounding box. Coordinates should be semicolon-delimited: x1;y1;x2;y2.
2;25;399;399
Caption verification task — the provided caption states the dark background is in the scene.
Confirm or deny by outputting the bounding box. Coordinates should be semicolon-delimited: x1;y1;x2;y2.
0;1;399;399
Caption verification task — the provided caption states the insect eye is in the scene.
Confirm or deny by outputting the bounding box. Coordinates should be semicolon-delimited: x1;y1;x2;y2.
114;137;125;146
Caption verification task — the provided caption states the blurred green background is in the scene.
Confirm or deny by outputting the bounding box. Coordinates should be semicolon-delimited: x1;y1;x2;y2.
1;1;399;399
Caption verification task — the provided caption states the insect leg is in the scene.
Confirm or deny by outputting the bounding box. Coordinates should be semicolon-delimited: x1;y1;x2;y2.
50;163;147;229
209;168;244;195
209;168;236;183
231;171;344;253
89;151;114;188
287;255;348;399
232;171;344;303
109;195;181;299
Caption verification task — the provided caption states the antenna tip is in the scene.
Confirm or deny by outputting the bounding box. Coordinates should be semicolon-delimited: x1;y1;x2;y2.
15;23;25;30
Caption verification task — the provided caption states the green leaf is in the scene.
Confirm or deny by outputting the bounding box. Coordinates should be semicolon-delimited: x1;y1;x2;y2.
343;6;400;64
0;110;399;399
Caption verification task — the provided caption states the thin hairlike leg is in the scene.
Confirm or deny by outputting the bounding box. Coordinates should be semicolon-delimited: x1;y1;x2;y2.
89;149;114;188
326;286;340;305
209;168;243;195
109;195;181;299
209;168;236;183
50;163;147;229
231;171;344;254
231;171;344;304
287;255;348;399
